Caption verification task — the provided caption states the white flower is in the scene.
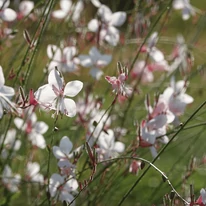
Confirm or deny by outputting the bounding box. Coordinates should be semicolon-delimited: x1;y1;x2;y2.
97;129;125;161
79;46;112;79
88;5;126;46
0;0;17;22
53;136;76;176
0;129;21;158
146;32;164;62
19;1;34;17
26;162;44;184
52;0;84;23
2;165;21;193
35;69;83;117
49;173;78;204
47;44;79;73
14;109;48;149
173;0;195;20
0;66;17;118
162;77;194;116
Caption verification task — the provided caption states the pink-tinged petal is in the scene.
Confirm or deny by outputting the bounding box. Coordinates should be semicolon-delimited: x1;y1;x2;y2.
88;19;99;32
60;98;77;117
19;1;34;16
49;173;64;197
147;32;158;48
48;69;63;91
79;55;93;67
149;48;164;62
34;121;48;134
0;66;5;88
59;136;73;156
146;114;168;130
1;8;17;22
98;5;112;23
53;146;66;159
52;10;67;19
35;84;56;104
0;0;10;9
113;141;125;153
162;87;173;103
110;12;126;27
64;80;83;97
60;0;72;12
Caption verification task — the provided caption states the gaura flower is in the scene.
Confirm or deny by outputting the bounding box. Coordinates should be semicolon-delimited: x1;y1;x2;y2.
0;66;17;118
35;69;83;118
79;46;112;80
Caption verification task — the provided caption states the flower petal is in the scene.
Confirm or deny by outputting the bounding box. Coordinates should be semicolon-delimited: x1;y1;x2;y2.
88;19;99;32
53;146;66;159
0;66;5;88
59;136;73;156
64;81;83;97
110;12;126;27
60;98;77;117
1;8;17;22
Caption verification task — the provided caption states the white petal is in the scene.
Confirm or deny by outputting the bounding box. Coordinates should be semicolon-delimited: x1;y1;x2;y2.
149;48;164;62
72;0;84;22
59;136;73;156
113;141;125;153
64;80;83;97
60;98;77;117
0;0;10;9
53;146;66;159
98;5;112;23
48;69;63;90
91;0;102;7
90;68;103;80
173;0;184;9
19;1;34;16
52;10;67;19
0;85;15;98
105;26;119;46
0;66;5;88
1;8;17;22
29;133;46;149
88;19;99;32
60;0;72;12
110;12;126;27
34;121;48;134
49;173;64;197
79;55;93;67
64;46;77;61
35;84;56;104
14;118;24;129
27;162;40;177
